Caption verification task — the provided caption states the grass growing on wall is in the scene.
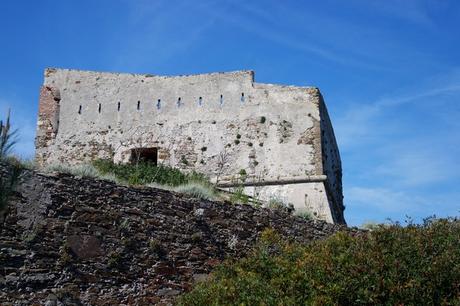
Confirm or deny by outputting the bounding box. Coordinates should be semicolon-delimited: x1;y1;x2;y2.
178;218;460;305
92;159;209;187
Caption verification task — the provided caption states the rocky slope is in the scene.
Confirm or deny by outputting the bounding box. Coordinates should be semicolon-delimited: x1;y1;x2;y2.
0;163;356;305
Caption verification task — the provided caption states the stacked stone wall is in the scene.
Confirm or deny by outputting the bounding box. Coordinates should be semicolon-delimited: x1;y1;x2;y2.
0;164;356;305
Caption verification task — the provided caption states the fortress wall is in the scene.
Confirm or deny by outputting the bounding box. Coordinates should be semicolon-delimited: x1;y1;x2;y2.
37;68;324;183
241;182;334;222
318;95;344;223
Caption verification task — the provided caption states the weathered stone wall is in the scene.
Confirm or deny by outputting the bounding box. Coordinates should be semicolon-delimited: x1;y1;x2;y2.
318;94;345;224
34;68;344;222
0;164;356;305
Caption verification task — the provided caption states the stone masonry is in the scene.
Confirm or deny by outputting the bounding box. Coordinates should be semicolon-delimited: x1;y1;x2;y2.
35;68;345;223
0;163;358;305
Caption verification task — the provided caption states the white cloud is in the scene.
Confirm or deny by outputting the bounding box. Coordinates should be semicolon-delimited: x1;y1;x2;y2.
335;70;460;151
111;0;217;71
345;184;460;225
346;186;422;212
359;0;440;28
374;143;459;187
192;0;393;71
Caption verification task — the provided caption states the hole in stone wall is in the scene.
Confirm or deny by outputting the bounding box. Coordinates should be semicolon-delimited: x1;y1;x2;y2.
98;103;101;113
137;101;141;110
129;147;158;166
220;94;223;105
198;96;202;106
78;105;82;114
157;99;161;109
177;97;181;107
241;92;245;102
117;102;121;112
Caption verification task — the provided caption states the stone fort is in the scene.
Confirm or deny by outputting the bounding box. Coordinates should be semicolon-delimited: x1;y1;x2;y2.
35;68;345;224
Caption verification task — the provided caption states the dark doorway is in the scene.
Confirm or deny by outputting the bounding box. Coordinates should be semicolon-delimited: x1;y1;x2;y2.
130;148;158;166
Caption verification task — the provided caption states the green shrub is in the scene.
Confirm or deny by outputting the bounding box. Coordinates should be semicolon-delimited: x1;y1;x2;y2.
178;218;460;305
92;159;208;187
360;221;389;231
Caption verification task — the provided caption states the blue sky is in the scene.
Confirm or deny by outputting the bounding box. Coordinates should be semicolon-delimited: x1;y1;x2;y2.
1;0;459;226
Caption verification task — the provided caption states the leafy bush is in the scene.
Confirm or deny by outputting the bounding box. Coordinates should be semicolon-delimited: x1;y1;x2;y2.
178;218;460;305
92;159;209;187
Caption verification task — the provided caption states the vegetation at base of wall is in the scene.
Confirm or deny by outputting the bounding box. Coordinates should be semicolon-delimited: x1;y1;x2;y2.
178;218;460;305
229;185;249;204
295;211;313;220
45;163;100;178
44;159;219;200
266;196;295;214
92;159;209;187
173;182;217;200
